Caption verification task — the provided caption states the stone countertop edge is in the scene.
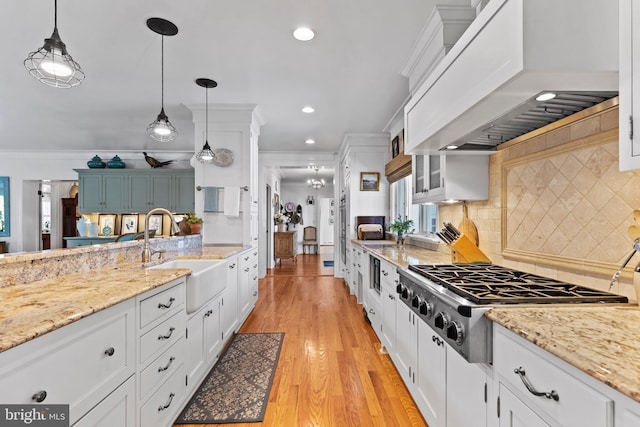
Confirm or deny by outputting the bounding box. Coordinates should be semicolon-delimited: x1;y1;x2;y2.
0;245;248;354
486;305;640;404
351;239;451;268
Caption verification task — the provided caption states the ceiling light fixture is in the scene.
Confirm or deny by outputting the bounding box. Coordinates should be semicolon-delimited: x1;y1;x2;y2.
146;18;178;142
305;139;315;144
536;92;557;102
302;106;315;113
24;0;85;88
195;78;218;163
446;145;459;150
293;27;315;41
307;166;325;189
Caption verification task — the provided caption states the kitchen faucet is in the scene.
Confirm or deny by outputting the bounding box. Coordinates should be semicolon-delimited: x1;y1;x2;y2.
609;239;640;290
142;207;181;263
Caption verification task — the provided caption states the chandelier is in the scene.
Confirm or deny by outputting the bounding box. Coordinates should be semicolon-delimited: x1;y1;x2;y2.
307;166;325;189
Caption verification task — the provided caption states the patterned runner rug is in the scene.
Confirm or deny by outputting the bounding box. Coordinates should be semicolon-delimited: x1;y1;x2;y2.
174;332;284;424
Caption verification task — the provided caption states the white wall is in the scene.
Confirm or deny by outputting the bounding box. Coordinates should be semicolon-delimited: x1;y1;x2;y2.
279;182;334;252
0;150;193;252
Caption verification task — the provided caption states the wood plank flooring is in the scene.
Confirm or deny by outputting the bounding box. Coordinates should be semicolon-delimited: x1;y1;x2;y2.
176;251;427;427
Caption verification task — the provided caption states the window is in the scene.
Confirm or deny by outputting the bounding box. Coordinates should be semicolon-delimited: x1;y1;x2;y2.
390;175;438;234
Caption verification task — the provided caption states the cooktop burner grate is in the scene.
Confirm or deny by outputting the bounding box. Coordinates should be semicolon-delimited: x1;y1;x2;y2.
408;264;628;305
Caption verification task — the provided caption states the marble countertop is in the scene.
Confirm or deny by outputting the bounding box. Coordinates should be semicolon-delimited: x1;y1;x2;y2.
0;244;249;354
486;305;640;403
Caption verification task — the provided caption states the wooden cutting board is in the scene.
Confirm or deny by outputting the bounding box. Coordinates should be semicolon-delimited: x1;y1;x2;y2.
459;203;479;246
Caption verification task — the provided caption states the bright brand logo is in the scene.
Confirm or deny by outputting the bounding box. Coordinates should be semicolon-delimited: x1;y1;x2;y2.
0;405;68;426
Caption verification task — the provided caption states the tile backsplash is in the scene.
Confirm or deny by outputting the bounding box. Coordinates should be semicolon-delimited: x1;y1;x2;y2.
437;100;640;301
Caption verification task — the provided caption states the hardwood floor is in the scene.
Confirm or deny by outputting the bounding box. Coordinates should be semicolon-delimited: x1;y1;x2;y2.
176;250;427;427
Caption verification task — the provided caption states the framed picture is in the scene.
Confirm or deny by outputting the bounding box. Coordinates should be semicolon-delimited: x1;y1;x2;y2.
273;193;279;208
148;214;163;236
121;214;138;235
98;214;116;236
0;177;10;237
360;172;380;191
391;135;400;158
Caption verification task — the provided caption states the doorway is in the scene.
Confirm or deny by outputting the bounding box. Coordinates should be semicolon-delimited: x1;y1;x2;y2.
265;184;273;269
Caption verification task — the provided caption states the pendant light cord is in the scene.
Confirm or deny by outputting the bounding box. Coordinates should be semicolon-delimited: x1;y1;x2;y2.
54;0;58;29
205;86;209;141
161;35;164;109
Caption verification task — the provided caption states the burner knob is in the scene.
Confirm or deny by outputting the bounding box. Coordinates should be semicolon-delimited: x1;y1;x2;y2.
411;295;421;308
396;282;403;294
401;287;410;300
434;312;450;330
419;301;433;318
446;321;465;346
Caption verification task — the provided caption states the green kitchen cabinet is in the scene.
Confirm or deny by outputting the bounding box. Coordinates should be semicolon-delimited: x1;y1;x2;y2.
78;172;127;213
75;169;194;213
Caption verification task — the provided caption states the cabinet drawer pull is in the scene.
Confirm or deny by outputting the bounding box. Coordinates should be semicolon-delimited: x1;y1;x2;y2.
104;347;115;357
253;291;258;296
158;356;175;372
514;367;559;401
382;271;389;276
158;392;175;411
158;327;176;340
229;263;236;269
158;297;175;309
32;390;47;403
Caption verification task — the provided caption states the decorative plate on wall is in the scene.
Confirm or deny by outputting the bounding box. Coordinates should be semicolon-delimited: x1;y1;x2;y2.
285;202;295;212
212;148;233;167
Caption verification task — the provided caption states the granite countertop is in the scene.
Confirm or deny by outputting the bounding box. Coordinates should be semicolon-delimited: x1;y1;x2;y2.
351;239;451;268
0;264;190;353
0;244;249;354
486;305;640;404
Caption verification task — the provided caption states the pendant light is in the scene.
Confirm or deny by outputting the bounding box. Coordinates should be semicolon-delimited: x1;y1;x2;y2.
307;166;325;189
24;0;85;88
195;78;217;163
146;18;178;142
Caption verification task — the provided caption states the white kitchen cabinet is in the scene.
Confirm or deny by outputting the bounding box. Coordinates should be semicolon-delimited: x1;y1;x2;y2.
412;154;488;204
493;324;613;427
137;280;187;427
221;253;240;340
394;301;417;386
446;341;487;427
238;247;258;323
74;376;136;427
416;320;446;427
498;384;550;427
185;296;221;394
380;259;398;356
0;299;135;425
623;409;640;427
619;0;640;171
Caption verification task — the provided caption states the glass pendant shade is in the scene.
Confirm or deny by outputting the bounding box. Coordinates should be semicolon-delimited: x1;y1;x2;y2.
308;167;325;188
24;1;85;88
195;78;218;164
147;18;178;142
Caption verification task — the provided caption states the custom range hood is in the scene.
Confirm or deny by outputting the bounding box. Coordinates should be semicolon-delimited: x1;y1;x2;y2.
404;0;619;154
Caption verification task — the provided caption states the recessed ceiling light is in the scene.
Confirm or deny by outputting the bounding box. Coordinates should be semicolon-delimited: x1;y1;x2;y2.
446;145;459;150
305;139;315;144
293;27;315;41
302;106;315;113
536;92;556;101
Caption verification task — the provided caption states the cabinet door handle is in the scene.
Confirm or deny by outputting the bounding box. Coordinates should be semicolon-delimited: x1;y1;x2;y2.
513;367;559;401
244;267;250;272
158;327;176;340
158;392;175;411
158;297;175;309
158;356;176;372
369;308;375;315
104;347;115;357
253;291;258;296
32;390;47;403
229;263;236;269
382;271;388;276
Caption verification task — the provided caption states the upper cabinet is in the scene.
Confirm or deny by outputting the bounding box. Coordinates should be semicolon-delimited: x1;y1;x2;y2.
619;0;640;171
412;154;488;204
76;169;194;213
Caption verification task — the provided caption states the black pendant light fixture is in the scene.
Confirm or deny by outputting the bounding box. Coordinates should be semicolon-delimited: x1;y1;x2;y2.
146;18;178;143
195;78;217;163
24;0;85;88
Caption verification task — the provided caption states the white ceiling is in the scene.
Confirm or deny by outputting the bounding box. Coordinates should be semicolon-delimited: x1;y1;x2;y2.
1;0;437;155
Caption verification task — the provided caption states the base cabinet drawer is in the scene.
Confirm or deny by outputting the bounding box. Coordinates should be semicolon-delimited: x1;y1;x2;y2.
140;338;185;401
140;365;186;427
139;282;185;329
139;310;185;366
494;325;614;427
73;376;135;427
0;300;135;425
